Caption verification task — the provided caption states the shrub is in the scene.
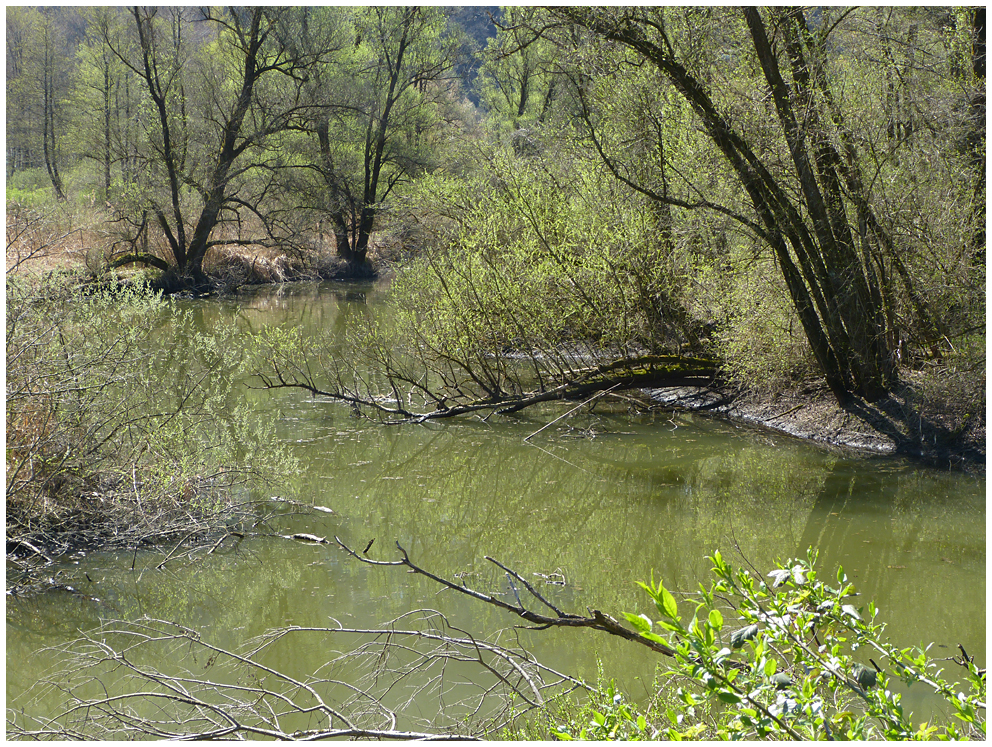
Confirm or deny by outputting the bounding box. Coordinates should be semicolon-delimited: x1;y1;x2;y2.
549;551;986;740
6;275;297;560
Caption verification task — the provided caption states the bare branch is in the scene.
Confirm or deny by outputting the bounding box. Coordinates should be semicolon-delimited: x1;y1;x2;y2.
336;537;678;658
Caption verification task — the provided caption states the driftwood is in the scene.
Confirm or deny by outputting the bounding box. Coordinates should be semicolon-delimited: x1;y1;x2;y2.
258;353;720;423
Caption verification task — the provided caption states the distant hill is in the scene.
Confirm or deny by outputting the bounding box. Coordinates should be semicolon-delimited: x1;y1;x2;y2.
446;6;501;104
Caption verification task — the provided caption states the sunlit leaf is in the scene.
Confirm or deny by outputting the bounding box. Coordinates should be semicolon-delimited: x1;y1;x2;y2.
767;569;791;587
708;609;723;630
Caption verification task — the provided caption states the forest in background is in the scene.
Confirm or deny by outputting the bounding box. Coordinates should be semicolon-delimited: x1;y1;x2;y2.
6;5;985;427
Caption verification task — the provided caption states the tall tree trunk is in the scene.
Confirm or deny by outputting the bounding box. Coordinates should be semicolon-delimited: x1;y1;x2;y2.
353;9;414;267
183;11;262;281
969;7;986;263
42;36;67;203
134;8;188;269
315;119;356;261
560;7;897;402
103;57;112;202
752;8;894;398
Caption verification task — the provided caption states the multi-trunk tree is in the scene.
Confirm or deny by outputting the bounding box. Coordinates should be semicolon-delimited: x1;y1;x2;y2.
476;7;562;150
300;6;464;268
553;7;912;402
99;7;342;285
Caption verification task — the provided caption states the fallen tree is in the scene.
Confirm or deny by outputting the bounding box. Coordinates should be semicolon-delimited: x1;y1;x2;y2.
252;318;721;423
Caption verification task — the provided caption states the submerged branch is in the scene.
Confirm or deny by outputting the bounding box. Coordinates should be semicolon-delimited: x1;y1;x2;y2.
8;608;586;740
257;353;720;423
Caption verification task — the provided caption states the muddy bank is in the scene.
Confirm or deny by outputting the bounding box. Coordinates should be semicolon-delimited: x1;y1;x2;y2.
647;382;985;473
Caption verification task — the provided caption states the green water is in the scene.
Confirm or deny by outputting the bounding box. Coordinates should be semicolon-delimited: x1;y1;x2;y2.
6;281;986;734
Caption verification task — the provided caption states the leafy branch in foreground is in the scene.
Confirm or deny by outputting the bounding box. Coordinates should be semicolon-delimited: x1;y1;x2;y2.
7;543;984;740
567;549;986;741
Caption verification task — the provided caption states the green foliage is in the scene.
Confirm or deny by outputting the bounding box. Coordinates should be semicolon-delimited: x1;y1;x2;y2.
711;261;817;391
6;275;297;546
552;682;655;741
476;7;567;143
395;141;704;371
550;551;987;741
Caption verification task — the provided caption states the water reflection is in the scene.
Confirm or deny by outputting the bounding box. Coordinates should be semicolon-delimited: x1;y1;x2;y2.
6;282;985;729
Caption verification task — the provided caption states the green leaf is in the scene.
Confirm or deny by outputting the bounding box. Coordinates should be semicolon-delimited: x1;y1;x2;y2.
842;604;861;620
730;624;758;648
717;691;742;704
708;608;724;630
764;658;777;677
656;584;679;620
768;569;791;587
624;612;652;634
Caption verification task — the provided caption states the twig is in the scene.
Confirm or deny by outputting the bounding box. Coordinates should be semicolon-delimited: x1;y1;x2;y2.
524;384;619;442
486;556;568;618
766;403;805;421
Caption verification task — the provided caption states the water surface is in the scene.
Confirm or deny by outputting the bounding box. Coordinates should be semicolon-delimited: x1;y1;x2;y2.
6;281;985;732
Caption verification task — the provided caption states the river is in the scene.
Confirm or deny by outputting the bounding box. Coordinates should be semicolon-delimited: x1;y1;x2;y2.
6;281;986;736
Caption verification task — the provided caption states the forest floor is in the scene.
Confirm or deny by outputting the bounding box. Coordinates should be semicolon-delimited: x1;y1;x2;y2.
648;378;986;473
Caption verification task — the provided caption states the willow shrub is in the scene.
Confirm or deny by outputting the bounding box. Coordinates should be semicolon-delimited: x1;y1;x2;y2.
390;146;703;396
6;275;296;550
545;551;986;741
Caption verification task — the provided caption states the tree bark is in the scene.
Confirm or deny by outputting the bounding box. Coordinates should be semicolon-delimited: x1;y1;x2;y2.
42;21;67;203
557;7;896;402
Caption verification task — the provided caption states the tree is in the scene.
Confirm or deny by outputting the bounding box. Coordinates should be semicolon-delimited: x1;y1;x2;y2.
5;8;77;199
301;6;465;268
552;7;906;402
476;7;562;150
71;8;133;203
102;7;341;285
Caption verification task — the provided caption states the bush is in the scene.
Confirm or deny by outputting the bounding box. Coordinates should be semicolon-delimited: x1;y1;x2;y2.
547;551;986;740
6;274;297;561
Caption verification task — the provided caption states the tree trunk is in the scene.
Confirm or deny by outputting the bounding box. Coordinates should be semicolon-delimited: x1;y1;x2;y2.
560;7;896;402
315;118;360;263
352;10;414;268
42;37;67;203
103;56;112;201
970;7;986;263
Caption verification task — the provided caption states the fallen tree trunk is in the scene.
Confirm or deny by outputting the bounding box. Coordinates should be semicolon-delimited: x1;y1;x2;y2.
256;353;721;423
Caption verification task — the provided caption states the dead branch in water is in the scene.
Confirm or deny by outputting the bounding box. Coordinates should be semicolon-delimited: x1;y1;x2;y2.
337;537;678;658
255;348;719;423
7;610;587;740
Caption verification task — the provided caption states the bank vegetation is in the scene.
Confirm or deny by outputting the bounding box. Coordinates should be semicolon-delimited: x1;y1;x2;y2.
6;7;984;411
5;6;986;739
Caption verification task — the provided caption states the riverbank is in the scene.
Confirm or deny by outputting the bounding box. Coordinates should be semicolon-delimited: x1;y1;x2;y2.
10;241;982;473
647;377;986;473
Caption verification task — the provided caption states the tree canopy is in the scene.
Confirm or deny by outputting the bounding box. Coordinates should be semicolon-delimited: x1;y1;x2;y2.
6;6;985;402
